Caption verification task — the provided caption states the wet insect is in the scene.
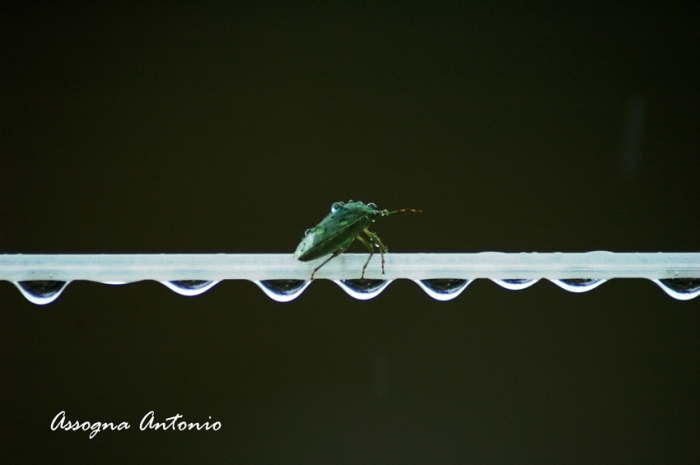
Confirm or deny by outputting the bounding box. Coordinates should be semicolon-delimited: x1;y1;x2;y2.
293;201;421;280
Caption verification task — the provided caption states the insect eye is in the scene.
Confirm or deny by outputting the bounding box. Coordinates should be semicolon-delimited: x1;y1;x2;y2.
331;202;345;213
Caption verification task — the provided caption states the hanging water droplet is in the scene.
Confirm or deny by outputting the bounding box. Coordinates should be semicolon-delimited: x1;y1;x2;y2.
15;280;68;305
367;202;377;209
335;279;392;300
254;279;310;302
493;279;539;290
551;279;606;293
415;279;471;301
653;278;700;301
331;202;345;213
161;280;219;296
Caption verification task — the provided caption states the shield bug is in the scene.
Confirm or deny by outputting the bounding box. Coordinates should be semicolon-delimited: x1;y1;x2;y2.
294;201;421;280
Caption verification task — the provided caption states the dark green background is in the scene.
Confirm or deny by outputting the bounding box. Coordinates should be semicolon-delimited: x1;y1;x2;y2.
1;2;699;463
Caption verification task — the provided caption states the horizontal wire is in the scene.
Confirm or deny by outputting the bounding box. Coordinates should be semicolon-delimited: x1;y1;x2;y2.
1;252;699;282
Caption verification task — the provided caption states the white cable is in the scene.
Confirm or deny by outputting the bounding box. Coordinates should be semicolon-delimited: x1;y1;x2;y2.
1;252;698;281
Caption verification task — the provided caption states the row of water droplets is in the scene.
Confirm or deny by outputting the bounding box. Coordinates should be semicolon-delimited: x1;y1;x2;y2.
10;277;700;305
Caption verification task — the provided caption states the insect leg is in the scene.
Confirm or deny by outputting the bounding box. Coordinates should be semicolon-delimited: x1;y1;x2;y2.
310;250;341;281
363;229;388;274
355;235;374;279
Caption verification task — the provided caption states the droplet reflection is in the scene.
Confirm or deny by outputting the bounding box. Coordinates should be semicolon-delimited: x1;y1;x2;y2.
653;278;700;301
161;280;219;296
551;279;607;293
335;279;392;300
493;279;539;290
331;202;345;213
15;280;68;305
255;279;310;302
415;279;471;301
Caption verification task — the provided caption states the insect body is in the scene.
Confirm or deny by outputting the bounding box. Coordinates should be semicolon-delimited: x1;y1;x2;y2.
294;201;421;280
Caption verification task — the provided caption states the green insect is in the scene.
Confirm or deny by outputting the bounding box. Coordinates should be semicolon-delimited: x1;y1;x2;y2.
294;201;421;280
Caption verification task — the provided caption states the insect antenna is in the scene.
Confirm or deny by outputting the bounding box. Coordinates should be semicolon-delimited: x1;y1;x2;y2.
382;208;422;215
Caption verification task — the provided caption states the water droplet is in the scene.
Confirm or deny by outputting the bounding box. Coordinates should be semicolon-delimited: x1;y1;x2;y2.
415;279;471;301
255;279;310;302
335;279;392;300
339;218;348;226
314;225;326;234
305;228;313;236
15;280;68;305
161;280;219;296
551;279;606;293
653;278;700;301
493;279;539;290
331;202;345;213
367;202;377;209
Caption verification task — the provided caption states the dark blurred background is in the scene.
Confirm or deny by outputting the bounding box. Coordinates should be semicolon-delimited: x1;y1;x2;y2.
1;2;699;463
